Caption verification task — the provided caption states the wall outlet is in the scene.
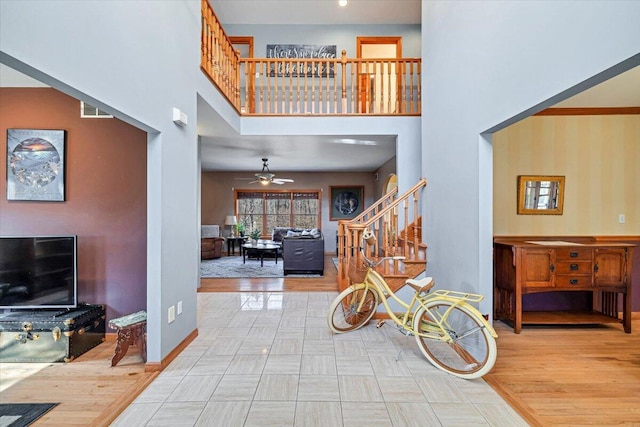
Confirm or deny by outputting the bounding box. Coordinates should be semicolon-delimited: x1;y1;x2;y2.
619;214;625;224
177;301;183;315
168;305;176;323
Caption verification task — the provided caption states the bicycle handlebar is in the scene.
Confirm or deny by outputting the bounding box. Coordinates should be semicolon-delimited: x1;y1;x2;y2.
359;229;405;268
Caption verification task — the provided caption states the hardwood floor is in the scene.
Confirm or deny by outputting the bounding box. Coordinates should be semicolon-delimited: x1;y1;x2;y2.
199;254;340;292
0;337;157;427
484;317;640;426
2;255;638;426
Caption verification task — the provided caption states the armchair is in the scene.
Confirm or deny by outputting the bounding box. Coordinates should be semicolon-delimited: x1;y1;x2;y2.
201;225;225;259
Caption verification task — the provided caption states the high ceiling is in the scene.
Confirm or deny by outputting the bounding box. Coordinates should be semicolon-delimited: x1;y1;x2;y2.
198;0;421;173
210;0;422;25
2;0;638;175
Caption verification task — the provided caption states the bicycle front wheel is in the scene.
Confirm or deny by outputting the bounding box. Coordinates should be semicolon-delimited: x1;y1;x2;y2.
328;286;378;333
413;300;497;379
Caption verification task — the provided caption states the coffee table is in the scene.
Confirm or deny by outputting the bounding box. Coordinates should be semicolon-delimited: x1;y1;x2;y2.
242;242;281;267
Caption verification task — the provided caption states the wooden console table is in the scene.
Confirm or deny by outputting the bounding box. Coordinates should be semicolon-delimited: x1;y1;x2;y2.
108;310;147;366
494;238;635;333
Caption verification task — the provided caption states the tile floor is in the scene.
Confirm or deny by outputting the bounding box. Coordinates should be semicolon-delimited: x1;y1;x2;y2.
112;292;527;426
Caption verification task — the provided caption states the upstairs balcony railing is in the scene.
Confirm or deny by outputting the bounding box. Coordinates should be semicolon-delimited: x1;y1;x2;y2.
201;0;421;116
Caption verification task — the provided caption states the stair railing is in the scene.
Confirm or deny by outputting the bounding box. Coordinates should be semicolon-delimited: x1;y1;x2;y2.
337;178;427;290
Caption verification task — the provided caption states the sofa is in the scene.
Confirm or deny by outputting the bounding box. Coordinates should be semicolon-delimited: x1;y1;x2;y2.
272;227;324;275
201;225;225;259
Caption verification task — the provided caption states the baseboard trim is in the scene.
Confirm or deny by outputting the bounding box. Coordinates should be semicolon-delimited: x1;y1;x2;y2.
144;328;198;373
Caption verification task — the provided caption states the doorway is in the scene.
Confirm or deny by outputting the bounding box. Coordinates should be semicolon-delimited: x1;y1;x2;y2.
356;37;402;114
229;36;254;114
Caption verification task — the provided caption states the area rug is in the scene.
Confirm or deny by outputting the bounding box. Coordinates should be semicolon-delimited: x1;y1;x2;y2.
0;403;58;427
201;256;321;278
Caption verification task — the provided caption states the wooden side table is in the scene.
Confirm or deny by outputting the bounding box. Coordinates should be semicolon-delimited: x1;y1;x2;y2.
108;310;147;367
226;236;246;255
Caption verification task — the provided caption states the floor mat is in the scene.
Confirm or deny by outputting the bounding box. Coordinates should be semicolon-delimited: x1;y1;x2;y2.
0;403;58;427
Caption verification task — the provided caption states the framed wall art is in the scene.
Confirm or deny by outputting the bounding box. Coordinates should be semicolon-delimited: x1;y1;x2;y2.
330;185;364;221
6;129;66;202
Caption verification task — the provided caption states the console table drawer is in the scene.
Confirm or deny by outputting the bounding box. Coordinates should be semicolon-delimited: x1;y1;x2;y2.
555;261;593;275
555;275;592;288
556;248;592;260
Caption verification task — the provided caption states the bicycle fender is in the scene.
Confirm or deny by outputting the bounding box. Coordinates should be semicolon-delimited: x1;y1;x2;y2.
426;297;498;338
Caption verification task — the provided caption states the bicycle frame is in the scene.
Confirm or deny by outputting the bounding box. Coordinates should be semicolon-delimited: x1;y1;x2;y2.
351;266;497;341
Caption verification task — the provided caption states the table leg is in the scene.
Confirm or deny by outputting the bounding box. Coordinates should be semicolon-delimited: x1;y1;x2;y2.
243;246;246;263
132;324;147;362
111;328;132;367
260;252;264;267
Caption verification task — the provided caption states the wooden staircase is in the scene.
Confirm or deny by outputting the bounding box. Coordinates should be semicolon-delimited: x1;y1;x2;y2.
336;179;428;294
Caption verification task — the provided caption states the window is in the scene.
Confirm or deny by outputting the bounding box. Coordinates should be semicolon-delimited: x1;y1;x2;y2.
236;190;320;237
80;101;113;118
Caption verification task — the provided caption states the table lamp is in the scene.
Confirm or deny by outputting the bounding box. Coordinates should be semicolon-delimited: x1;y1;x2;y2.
225;215;237;237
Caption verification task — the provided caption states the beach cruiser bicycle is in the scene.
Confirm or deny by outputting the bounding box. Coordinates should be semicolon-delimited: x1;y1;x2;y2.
327;230;497;379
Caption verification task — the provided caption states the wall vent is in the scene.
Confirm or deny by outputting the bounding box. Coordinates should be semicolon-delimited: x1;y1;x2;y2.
80;101;113;118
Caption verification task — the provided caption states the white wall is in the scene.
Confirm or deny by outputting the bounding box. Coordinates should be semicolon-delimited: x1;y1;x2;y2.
0;0;202;362
422;1;640;317
223;24;422;58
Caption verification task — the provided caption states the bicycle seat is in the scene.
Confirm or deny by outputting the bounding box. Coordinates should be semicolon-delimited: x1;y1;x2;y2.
405;277;434;294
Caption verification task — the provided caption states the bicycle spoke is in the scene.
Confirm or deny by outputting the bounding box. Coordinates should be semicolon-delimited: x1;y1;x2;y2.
453;325;485;341
328;287;377;333
413;300;497;379
450;341;480;369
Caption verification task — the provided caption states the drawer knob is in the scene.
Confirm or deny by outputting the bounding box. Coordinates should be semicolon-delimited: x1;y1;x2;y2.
570;264;579;271
594;263;599;272
570;279;579;285
570;252;579;257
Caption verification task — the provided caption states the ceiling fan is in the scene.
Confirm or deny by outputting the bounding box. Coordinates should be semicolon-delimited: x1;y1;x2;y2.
238;158;294;185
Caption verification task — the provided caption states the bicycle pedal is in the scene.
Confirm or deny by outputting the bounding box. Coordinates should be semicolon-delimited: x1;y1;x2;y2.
376;320;386;328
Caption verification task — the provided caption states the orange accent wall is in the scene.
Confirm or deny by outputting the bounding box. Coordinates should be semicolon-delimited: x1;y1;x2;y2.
0;88;147;321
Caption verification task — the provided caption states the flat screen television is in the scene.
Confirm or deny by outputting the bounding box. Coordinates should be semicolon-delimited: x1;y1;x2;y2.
0;236;78;310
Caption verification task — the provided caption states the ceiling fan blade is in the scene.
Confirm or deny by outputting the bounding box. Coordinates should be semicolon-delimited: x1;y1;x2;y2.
273;178;294;183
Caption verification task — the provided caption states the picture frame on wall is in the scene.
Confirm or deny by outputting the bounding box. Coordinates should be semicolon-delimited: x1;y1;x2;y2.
330;185;364;221
6;129;66;202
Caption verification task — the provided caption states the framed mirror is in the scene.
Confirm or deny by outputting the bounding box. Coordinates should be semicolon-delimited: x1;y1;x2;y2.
517;175;565;215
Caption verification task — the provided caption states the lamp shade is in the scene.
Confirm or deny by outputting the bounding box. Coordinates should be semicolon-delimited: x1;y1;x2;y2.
225;215;237;226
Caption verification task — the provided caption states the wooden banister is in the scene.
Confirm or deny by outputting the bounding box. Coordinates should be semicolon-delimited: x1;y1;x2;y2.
201;1;421;117
337;179;427;291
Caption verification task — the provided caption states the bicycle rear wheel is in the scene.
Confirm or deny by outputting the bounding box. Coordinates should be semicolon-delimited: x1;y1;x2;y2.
327;287;378;333
413;300;497;379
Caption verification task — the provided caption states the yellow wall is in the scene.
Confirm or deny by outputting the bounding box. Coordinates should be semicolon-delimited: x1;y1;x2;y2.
493;115;640;236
